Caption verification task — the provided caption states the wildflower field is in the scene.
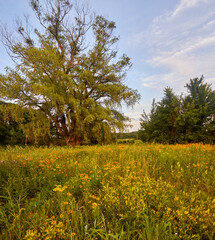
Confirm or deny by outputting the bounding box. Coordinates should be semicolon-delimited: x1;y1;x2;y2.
0;143;214;240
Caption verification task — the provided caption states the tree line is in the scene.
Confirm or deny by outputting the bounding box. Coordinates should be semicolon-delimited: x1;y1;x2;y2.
138;76;215;144
1;75;214;146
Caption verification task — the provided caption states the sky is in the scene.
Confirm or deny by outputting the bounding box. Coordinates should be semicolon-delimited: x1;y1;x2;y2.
1;0;215;131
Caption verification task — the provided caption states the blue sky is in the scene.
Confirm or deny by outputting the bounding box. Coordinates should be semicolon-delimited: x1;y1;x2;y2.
1;0;215;131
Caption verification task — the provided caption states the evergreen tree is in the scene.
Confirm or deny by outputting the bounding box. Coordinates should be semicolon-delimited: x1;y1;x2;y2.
139;88;180;143
139;77;215;144
179;76;215;143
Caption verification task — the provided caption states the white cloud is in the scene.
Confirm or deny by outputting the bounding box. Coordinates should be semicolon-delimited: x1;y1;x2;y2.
141;72;187;93
206;19;215;26
172;0;208;18
134;0;215;93
149;35;215;76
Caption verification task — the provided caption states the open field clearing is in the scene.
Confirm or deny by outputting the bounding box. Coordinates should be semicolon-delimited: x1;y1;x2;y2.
0;144;214;239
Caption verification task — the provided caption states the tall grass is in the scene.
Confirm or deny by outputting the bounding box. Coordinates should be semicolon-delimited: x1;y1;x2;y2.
0;144;214;239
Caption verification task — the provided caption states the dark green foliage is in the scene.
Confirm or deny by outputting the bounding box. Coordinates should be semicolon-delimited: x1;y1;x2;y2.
116;131;138;140
178;76;215;143
139;88;181;143
117;138;135;144
0;101;25;145
139;77;215;144
0;101;52;146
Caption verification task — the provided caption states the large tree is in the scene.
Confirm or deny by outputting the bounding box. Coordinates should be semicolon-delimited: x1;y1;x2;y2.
0;0;140;146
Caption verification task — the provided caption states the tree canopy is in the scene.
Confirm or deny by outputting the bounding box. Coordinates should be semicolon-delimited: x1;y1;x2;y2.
139;76;215;144
0;0;140;146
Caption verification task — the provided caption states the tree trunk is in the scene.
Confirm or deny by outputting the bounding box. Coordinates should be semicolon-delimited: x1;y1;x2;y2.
65;135;82;146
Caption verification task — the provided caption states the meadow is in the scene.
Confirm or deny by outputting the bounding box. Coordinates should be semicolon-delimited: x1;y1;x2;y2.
0;143;214;240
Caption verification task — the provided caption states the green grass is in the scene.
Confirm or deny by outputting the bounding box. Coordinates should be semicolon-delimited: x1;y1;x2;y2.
0;143;214;239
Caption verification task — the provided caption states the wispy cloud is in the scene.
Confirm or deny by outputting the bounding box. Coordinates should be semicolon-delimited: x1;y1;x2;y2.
131;0;215;93
171;0;208;18
141;72;188;93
